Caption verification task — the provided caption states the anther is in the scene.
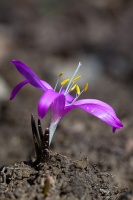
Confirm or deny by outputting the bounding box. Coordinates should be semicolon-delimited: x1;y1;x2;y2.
70;84;77;92
76;84;81;95
72;76;81;83
84;83;88;92
59;72;63;77
70;84;81;95
54;72;64;91
61;78;70;86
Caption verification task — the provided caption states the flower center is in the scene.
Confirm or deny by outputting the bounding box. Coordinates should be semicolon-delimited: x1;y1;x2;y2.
54;62;88;103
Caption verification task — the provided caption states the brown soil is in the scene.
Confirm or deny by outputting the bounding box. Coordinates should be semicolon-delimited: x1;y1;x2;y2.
0;152;129;200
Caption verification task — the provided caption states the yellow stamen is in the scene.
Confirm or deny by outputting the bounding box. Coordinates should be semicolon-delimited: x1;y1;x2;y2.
61;78;70;86
84;83;88;92
59;72;63;77
76;84;81;95
70;84;77;91
70;84;81;95
72;76;81;83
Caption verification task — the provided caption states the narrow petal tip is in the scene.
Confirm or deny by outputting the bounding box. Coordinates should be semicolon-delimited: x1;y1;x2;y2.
9;80;29;100
10;94;14;100
113;120;123;133
12;59;17;64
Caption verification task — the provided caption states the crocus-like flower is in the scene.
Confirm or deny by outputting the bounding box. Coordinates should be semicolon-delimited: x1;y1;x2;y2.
10;60;123;145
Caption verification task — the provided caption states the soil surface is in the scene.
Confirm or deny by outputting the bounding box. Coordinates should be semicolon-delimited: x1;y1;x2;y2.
0;152;130;200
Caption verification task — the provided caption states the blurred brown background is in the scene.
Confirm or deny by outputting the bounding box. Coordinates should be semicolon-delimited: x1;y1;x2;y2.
0;0;133;189
1;0;133;81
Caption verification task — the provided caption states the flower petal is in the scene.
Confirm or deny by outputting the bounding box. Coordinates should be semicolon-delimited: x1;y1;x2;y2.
10;80;29;100
49;95;65;144
64;99;123;131
51;94;65;122
12;60;51;90
38;89;64;118
40;80;53;90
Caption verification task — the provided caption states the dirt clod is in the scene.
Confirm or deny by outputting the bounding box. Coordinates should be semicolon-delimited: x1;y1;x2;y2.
0;152;130;200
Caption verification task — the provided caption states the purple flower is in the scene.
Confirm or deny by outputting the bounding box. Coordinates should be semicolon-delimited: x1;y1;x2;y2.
10;60;123;144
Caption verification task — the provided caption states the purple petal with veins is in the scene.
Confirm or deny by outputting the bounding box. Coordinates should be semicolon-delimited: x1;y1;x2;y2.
64;99;123;130
12;60;51;90
38;89;64;118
